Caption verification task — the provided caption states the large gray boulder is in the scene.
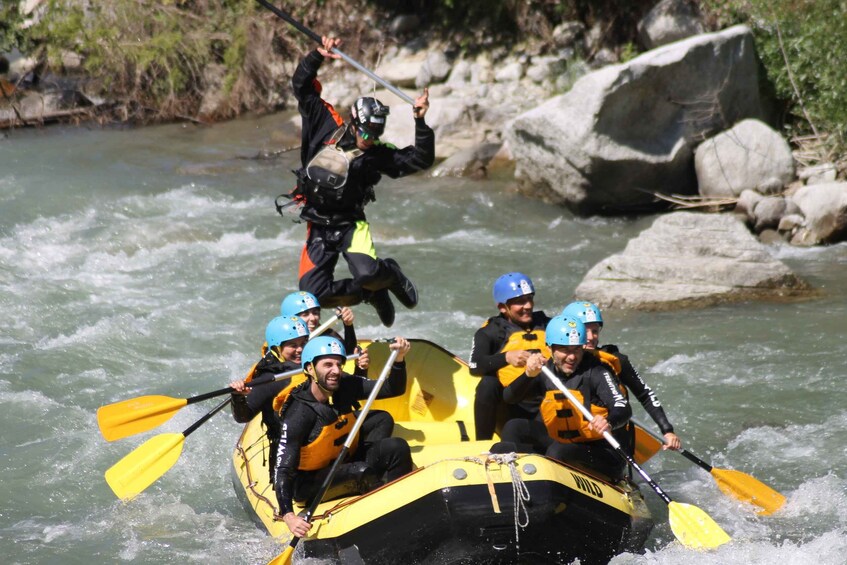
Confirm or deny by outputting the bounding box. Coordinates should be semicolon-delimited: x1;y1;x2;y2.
695;119;794;197
575;212;814;310
789;182;847;245
506;25;768;215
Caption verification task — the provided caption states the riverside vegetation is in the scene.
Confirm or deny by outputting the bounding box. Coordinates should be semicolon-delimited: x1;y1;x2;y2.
1;0;844;162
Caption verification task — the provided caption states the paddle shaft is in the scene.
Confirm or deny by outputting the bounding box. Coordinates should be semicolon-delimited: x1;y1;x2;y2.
186;353;361;404
309;311;341;339
631;417;714;472
255;0;416;106
185;316;342;433
283;348;401;556
540;366;674;505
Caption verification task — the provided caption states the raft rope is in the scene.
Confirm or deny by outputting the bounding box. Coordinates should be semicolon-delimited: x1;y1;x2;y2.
462;453;531;551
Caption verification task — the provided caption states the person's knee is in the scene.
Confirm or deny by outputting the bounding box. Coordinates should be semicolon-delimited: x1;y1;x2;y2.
347;254;381;285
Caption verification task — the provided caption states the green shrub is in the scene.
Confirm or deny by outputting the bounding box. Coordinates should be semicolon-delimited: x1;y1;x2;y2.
702;0;847;156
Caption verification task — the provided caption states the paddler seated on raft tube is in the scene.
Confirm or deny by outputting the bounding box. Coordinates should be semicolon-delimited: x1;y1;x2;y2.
469;272;551;440
562;300;682;454
280;290;370;376
492;315;632;481
273;336;413;539
287;35;435;328
229;316;311;482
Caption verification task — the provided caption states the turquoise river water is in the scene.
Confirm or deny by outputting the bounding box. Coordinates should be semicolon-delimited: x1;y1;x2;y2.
1;114;846;564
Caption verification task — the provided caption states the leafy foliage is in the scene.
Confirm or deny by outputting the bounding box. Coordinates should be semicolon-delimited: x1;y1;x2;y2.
702;0;847;154
10;0;271;121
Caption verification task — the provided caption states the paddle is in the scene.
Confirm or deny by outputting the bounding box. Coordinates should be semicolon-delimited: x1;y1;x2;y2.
632;417;785;515
105;397;231;500
97;312;343;442
254;0;416;105
268;346;402;565
103;316;352;500
540;365;731;550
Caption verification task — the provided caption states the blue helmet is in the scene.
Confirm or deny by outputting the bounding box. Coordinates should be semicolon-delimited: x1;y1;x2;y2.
561;301;603;327
492;272;535;305
301;336;346;368
545;315;587;347
281;291;320;317
265;316;309;349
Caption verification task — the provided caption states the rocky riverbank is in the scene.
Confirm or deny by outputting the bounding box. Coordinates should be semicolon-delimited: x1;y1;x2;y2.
4;0;844;310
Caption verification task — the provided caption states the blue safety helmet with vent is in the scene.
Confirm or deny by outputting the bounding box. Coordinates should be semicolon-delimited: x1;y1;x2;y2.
492;272;535;305
301;336;346;369
281;291;320;318
561;301;603;327
265;316;309;349
545;315;587;347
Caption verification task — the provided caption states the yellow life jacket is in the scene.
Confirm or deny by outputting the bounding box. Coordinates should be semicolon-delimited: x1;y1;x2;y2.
298;411;359;471
496;329;551;387
271;374;310;413
540;388;609;444
589;349;621;376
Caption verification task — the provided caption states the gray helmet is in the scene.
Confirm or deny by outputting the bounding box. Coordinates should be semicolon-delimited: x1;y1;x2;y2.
352;97;389;138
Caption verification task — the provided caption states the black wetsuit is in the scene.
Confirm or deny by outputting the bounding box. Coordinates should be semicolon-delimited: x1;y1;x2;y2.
500;355;632;480
231;350;300;481
273;362;412;516
292;49;435;307
468;311;551;440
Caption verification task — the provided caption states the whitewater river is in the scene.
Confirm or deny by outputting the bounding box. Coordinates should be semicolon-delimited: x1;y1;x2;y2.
2;114;846;564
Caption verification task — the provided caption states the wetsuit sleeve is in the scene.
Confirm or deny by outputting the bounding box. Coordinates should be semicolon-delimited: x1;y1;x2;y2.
230;372;274;423
379;118;435;178
273;401;316;516
469;323;508;376
375;360;408;398
348;361;407;400
502;372;540;404
342;323;358;353
292;49;324;107
616;352;674;434
593;368;632;430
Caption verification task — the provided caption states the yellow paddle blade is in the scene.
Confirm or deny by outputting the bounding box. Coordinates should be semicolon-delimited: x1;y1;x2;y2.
97;395;188;441
105;433;185;501
633;424;663;465
667;501;731;550
267;545;295;565
712;468;786;516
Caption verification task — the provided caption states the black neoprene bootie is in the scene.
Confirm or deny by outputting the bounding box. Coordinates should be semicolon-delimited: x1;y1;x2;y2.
384;258;418;309
366;288;395;327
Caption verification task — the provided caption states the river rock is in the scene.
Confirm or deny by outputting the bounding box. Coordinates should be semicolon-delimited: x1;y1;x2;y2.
638;0;706;50
506;25;768;215
778;213;804;233
574;212;813;310
789;182;847;245
798;163;837;185
389;14;421;36
695;119;794;197
198;63;227;120
416;51;452;88
375;49;427;88
752;195;787;232
734;188;763;224
430;142;502;178
552;22;585;49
